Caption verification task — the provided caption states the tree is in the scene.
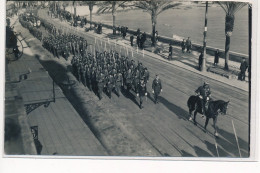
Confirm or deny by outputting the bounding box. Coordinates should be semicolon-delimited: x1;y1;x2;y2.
216;2;247;70
96;1;129;29
81;1;99;28
134;0;181;46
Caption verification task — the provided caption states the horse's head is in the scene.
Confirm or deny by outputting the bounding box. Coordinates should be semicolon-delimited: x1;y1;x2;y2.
219;100;229;115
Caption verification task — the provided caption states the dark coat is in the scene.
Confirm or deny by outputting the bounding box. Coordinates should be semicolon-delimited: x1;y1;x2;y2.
137;82;147;96
195;85;211;99
240;61;248;72
152;79;162;94
214;51;220;64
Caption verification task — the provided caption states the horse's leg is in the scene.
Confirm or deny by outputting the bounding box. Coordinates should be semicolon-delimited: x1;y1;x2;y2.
213;117;219;137
193;110;198;125
204;117;210;132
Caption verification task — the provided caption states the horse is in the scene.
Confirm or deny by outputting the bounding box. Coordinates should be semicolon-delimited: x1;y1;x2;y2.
187;95;229;137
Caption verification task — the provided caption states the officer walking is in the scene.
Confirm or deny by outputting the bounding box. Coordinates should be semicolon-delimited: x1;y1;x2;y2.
152;75;162;104
136;78;147;109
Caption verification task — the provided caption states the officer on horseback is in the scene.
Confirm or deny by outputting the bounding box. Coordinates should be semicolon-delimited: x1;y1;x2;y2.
195;82;211;116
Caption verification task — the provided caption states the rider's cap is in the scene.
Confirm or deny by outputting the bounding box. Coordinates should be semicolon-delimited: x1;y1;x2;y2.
204;81;209;85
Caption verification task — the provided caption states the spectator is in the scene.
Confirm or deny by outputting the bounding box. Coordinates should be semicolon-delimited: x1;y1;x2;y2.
239;57;248;81
186;37;192;53
181;39;185;53
214;49;220;66
168;44;173;60
130;35;134;46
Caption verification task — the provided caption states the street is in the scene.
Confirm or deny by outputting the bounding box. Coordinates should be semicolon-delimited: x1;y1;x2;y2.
9;9;249;157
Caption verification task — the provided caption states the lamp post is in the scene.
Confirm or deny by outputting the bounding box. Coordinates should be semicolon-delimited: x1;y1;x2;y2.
201;1;208;72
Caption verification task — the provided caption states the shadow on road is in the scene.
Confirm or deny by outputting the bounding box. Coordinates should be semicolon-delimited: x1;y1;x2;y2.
217;128;249;157
158;96;190;120
180;150;194;157
194;145;213;157
121;87;140;108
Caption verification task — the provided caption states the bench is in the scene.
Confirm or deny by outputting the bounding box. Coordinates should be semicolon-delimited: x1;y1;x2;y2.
207;66;240;79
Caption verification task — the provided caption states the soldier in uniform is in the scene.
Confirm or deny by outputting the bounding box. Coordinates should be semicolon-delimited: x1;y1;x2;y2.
133;73;140;93
152;75;162;104
91;67;96;93
136;78;147;109
125;68;133;92
114;72;123;97
86;66;92;90
97;72;105;100
106;73;115;99
81;64;87;86
195;82;211;117
143;68;150;84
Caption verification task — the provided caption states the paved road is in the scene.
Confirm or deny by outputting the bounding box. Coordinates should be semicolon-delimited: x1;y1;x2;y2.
34;10;250;157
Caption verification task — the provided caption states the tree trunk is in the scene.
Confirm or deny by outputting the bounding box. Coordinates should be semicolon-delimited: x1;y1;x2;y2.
151;14;157;47
112;13;116;28
224;34;230;70
90;9;93;28
73;2;76;18
151;22;156;47
112;3;116;29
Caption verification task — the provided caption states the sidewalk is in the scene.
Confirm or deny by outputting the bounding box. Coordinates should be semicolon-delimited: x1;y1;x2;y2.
44;10;248;92
5;16;108;156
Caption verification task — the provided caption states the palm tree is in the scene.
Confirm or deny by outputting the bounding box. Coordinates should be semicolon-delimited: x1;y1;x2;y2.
134;0;181;46
216;2;247;70
81;1;99;28
96;1;129;29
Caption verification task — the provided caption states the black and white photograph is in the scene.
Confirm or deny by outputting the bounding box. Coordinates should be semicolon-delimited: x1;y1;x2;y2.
2;0;258;165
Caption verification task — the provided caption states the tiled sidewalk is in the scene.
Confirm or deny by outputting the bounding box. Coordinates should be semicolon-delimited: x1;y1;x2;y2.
5;18;108;155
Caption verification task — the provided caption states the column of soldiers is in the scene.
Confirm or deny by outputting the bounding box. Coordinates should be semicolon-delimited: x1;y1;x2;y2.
70;50;150;106
20;12;154;109
42;34;88;61
19;15;42;41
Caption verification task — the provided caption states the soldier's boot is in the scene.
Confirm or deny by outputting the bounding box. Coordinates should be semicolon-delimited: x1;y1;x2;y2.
140;101;143;109
108;90;111;99
154;94;158;104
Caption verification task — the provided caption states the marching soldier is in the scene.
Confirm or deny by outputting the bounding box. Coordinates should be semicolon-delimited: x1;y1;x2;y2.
97;72;105;100
143;68;150;84
133;73;140;93
125;68;133;92
86;66;92;90
152;75;162;104
114;72;123;97
82;64;87;87
107;73;115;99
136;78;147;109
